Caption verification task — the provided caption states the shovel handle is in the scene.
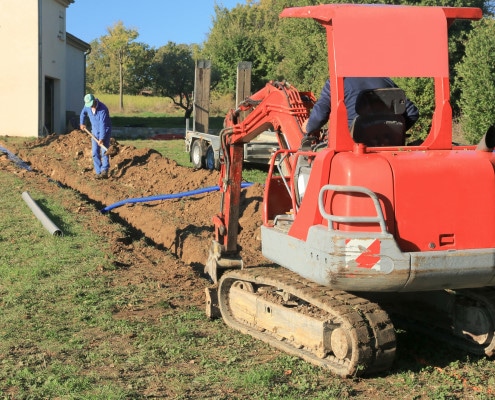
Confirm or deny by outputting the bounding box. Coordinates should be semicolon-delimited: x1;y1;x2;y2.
83;127;108;153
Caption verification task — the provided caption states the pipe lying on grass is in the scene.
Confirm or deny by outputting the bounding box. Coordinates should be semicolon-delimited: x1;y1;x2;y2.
100;182;254;214
22;191;63;236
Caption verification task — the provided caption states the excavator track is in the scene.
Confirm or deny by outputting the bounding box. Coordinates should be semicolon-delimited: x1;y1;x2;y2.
217;267;396;377
369;287;495;357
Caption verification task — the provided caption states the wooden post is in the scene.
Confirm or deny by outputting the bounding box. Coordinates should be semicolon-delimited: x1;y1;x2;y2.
236;61;252;122
194;60;211;133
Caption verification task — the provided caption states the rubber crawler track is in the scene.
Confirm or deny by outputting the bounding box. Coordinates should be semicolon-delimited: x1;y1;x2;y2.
457;288;495;356
218;267;396;377
385;287;495;357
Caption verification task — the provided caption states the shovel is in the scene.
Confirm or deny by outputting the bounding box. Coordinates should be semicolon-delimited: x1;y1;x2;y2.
82;127;108;153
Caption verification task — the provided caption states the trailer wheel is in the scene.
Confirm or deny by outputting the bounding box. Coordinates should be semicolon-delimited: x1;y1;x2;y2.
205;145;219;170
191;140;206;169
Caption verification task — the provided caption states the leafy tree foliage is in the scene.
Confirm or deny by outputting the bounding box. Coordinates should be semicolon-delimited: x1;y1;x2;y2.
259;0;328;94
86;38;153;96
152;42;196;118
201;3;281;93
125;43;156;96
86;39;115;94
101;21;139;111
394;77;435;143
86;21;147;111
200;0;491;139
201;0;328;94
456;17;495;143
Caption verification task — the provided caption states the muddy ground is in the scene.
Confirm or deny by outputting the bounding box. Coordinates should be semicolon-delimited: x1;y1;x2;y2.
1;130;268;314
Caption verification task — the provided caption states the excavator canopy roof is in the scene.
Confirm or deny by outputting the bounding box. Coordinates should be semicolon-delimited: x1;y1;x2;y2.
280;4;482;78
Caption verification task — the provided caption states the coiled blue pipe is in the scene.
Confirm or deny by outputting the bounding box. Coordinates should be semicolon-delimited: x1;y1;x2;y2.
100;182;254;214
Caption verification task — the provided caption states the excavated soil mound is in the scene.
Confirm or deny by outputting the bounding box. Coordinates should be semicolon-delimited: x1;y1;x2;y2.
1;130;269;308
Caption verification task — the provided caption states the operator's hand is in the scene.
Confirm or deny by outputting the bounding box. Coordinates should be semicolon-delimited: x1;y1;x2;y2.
301;119;308;134
80;124;86;131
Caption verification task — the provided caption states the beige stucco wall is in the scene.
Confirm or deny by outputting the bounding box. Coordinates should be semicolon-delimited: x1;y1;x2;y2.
0;0;79;138
0;0;40;137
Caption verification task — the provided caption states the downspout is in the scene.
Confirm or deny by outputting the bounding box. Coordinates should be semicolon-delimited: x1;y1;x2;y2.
84;47;91;94
38;0;43;137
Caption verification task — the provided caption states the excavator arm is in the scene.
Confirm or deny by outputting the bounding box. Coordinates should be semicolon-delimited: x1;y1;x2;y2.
205;81;315;283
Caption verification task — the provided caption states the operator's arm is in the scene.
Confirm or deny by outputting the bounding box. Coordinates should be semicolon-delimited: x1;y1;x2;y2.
404;98;419;131
79;107;88;130
98;105;111;140
304;79;331;134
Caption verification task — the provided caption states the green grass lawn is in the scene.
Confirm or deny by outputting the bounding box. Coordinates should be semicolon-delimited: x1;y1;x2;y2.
2;168;495;398
97;93;227;130
110;115;225;130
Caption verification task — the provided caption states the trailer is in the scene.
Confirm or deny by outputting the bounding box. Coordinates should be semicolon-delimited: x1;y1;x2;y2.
185;60;278;170
185;128;279;170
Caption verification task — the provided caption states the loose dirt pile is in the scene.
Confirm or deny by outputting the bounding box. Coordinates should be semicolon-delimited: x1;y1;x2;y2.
1;130;268;309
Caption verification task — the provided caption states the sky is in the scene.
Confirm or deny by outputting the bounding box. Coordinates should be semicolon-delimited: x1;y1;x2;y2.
67;0;245;48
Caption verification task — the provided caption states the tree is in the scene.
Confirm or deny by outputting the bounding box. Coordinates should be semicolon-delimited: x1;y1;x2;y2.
456;17;495;144
201;2;283;93
86;37;153;97
100;21;139;111
153;42;196;118
125;43;156;95
270;0;328;94
86;39;116;94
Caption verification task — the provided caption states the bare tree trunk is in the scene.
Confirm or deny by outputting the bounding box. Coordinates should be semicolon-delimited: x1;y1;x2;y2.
119;60;124;112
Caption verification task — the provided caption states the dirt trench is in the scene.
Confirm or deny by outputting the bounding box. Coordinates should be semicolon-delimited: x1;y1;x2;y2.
1;130;268;308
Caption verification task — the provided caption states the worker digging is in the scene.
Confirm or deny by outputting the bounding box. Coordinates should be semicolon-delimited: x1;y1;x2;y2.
79;93;112;179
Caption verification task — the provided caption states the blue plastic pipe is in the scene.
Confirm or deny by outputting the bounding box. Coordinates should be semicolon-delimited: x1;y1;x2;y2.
0;144;255;215
0;146;32;171
100;182;254;214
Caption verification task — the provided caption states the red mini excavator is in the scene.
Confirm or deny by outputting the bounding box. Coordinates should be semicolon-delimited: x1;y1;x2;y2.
205;4;495;377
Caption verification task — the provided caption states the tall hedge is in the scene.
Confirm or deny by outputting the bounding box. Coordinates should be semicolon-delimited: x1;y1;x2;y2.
456;17;495;144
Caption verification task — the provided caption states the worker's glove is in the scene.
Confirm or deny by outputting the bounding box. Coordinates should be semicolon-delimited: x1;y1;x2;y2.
300;135;314;151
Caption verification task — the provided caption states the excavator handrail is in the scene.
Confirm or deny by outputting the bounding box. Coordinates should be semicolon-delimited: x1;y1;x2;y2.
318;184;388;233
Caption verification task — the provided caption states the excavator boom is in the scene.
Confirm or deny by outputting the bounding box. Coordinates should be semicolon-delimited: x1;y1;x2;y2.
206;81;315;281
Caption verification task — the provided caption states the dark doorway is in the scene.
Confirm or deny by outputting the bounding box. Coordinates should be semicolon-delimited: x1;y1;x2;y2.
45;77;54;134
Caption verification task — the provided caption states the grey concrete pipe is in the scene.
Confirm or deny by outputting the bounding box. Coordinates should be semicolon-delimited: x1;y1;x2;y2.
22;191;63;236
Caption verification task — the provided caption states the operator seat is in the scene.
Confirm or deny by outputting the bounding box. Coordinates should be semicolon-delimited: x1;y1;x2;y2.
350;88;407;147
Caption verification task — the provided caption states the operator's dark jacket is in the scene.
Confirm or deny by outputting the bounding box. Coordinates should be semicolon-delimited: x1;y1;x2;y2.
305;77;420;134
